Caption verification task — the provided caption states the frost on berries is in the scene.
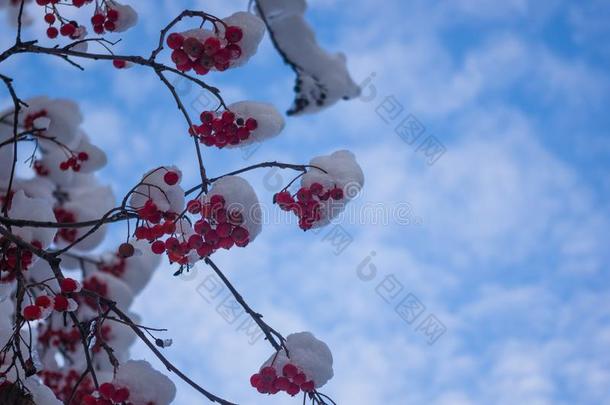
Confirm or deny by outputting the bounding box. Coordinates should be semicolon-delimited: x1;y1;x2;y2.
250;332;334;396
275;150;364;230
256;0;360;114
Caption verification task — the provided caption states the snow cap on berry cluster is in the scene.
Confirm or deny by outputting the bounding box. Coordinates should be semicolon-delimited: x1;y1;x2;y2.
8;190;57;250
203;175;262;240
112;360;177;405
21;96;83;146
54;179;115;251
255;0;360;115
106;1;138;32
221;11;266;67
225;101;285;147
178;11;264;71
130;166;185;214
301;150;364;226
262;331;334;388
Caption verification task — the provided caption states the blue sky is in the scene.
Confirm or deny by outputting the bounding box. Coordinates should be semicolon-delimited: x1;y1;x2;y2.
2;0;610;404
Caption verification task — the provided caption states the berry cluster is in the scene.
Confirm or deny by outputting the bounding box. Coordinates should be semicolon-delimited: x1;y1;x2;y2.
54;207;78;243
40;369;97;404
38;325;82;352
147;194;250;264
22;278;80;321
166;26;243;74
91;7;120;34
274;183;344;230
250;363;315;396
81;275;108;309
192;110;258;148
37;0;128;39
0;239;41;279
82;382;130;405
59;151;90;172
98;253;127;279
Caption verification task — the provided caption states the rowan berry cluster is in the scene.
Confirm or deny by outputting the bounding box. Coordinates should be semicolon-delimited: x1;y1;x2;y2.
21;278;80;320
82;382;131;405
166;26;244;74
192;110;258;148
53;207;78;242
250;363;315;396
0;239;41;278
274;183;345;230
36;0;136;39
40;369;97;404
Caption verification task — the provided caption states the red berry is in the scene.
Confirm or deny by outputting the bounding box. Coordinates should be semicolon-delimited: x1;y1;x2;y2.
218;237;234;249
226;43;242;60
77;152;89;161
330;187;344;200
151;240;165;254
53;295;69;312
196;243;213;257
286;383;300;396
200;111;215;123
106;9;119;22
183;37;204;58
134;226;149;240
111;387;130;402
60;23;76;37
225;26;243;43
245;118;258;130
282;363;298;378
113;59;127;69
166;33;184;50
293;372;307;385
261;366;276;377
221;111;235;123
35;295;52;308
210;194;225;208
310;183;324;195
118;242;135;258
104;21;116;31
188;234;204;250
203;37;221;55
98;383;115;399
216;222;232;238
231;226;249;244
23;305;41;321
250;373;262;388
204;229;219;244
91;13;105;26
163;171;179;186
60;278;79;293
44;13;56;24
301;380;315;392
46;27;59;39
274;376;290;391
187;199;201;214
194;219;211;235
297;187;313;202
